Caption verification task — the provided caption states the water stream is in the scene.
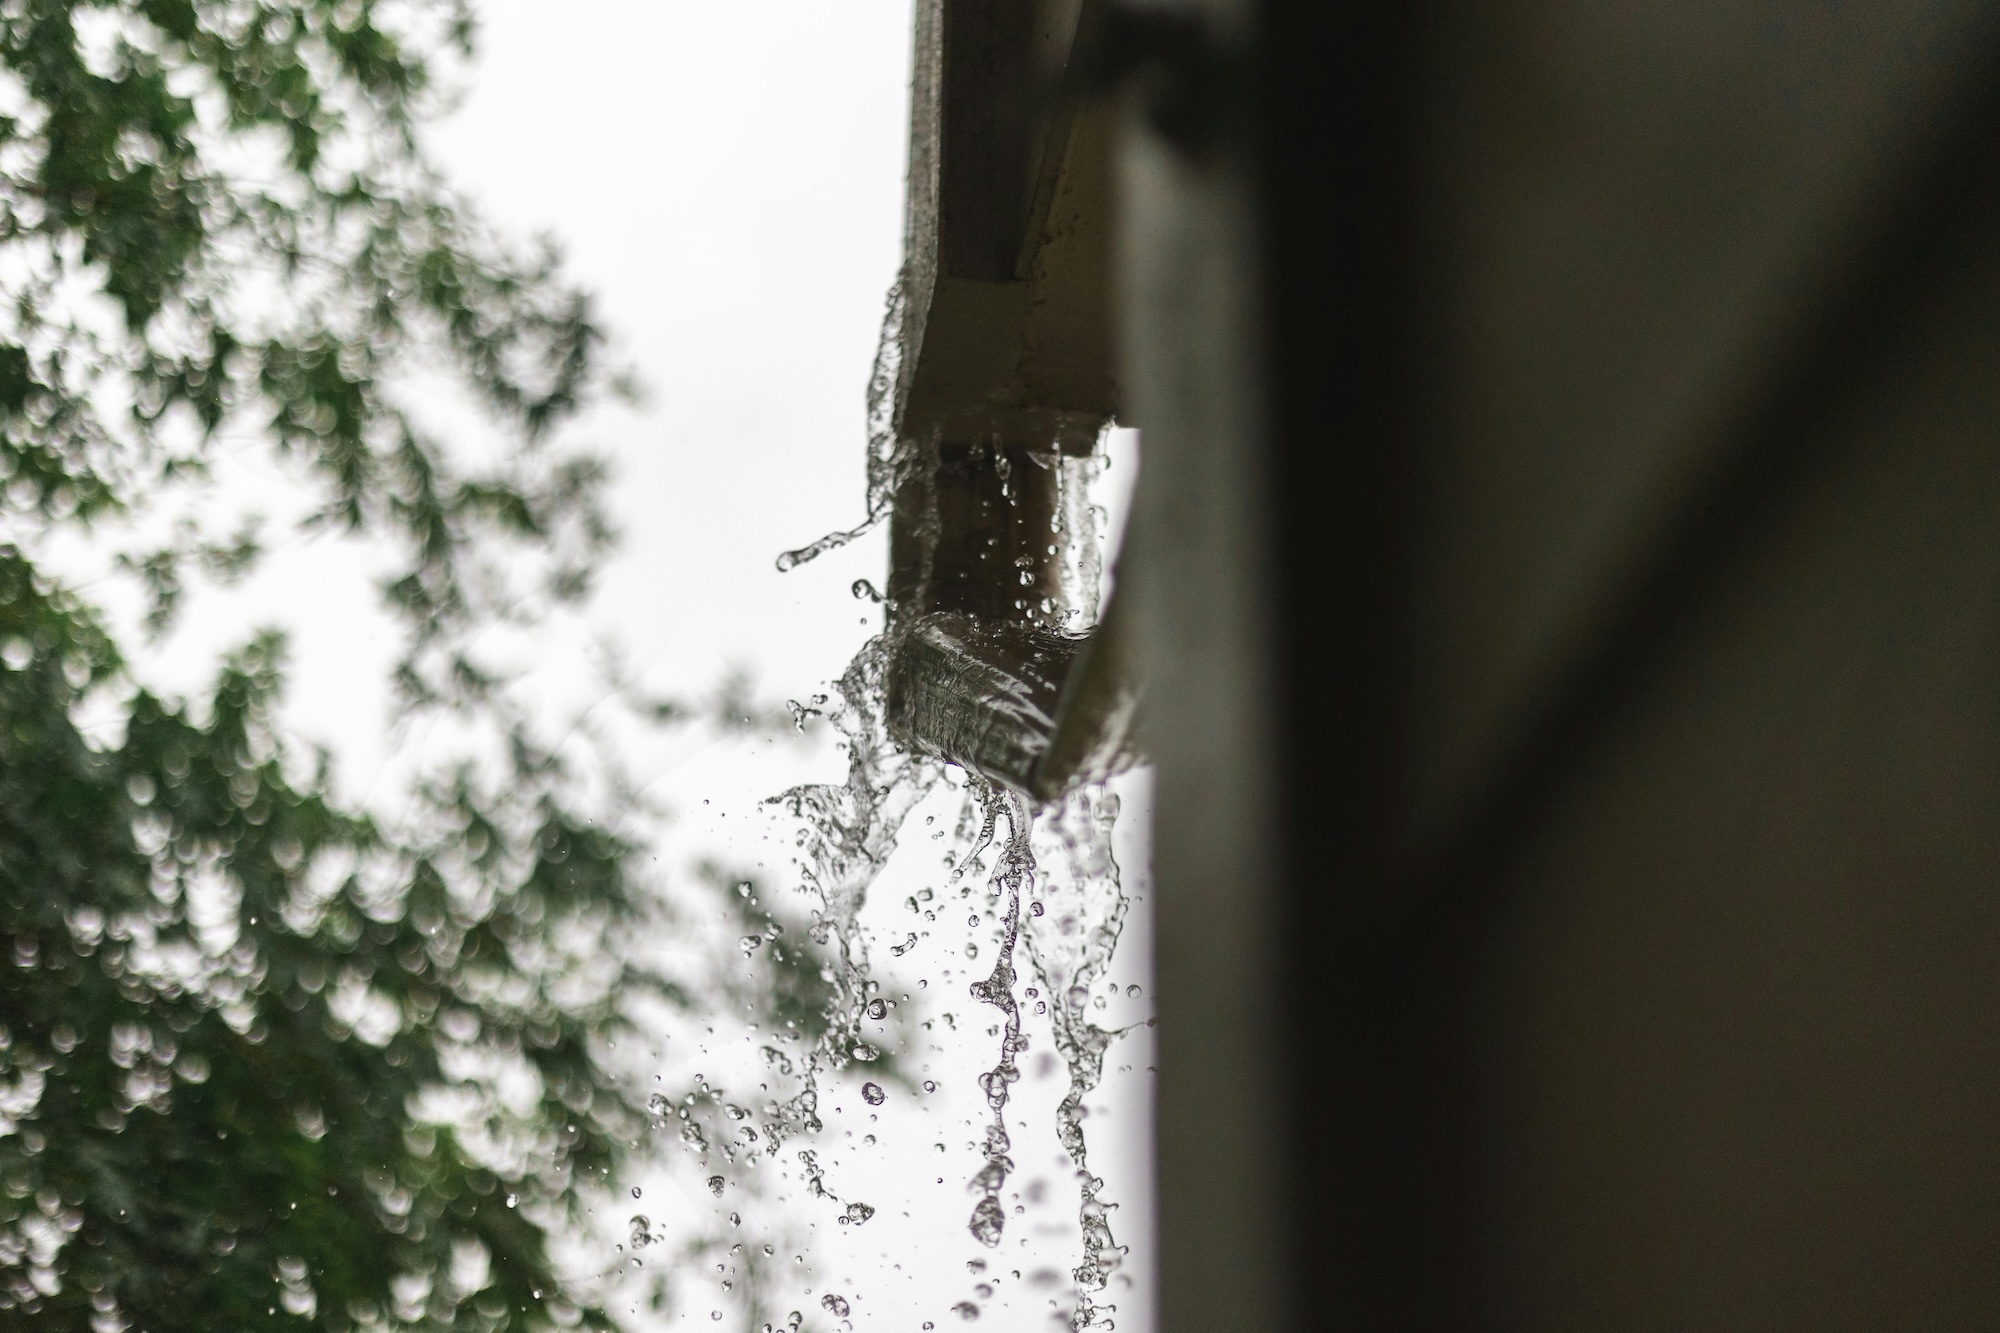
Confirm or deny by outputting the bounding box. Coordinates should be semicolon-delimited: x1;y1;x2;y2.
768;700;1144;1320
748;638;1137;1328
636;277;1143;1331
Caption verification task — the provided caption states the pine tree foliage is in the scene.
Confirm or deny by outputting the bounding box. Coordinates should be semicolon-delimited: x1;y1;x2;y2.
0;1;665;1328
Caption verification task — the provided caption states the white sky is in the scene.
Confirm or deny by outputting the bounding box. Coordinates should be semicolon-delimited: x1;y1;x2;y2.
425;0;911;700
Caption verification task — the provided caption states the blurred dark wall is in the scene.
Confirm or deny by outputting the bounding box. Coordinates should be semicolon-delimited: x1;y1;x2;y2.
1118;0;2000;1326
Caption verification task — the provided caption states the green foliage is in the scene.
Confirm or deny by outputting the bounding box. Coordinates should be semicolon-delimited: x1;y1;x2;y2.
0;1;664;1328
0;0;610;700
0;566;661;1329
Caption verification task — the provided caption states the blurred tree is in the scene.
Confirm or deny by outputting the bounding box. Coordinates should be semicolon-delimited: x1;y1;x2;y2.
0;1;667;1328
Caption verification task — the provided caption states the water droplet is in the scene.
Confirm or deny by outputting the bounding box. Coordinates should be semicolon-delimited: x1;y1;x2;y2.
843;1201;875;1225
821;1294;851;1318
741;934;763;951
968;1196;1005;1246
861;1082;885;1106
1029;901;1044;917
631;1187;642;1199
630;1215;650;1247
707;1176;726;1197
922;1080;937;1093
865;998;888;1020
954;1302;981;1321
851;1043;879;1062
505;1194;518;1208
730;1212;742;1226
966;1260;987;1274
712;1313;723;1322
1126;984;1141;998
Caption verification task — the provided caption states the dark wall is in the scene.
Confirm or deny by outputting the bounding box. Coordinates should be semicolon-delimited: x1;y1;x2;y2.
1121;0;2000;1326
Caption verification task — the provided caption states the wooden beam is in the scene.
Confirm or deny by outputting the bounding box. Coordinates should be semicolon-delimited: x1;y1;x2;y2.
896;0;1120;451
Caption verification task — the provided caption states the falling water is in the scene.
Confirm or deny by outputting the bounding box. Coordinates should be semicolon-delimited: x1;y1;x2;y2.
648;273;1142;1331
954;777;1135;1327
764;701;1135;1328
773;276;913;576
959;783;1028;1254
1027;789;1133;1308
751;607;1137;1325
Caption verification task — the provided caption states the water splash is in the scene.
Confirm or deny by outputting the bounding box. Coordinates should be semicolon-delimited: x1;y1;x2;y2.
1054;451;1110;631
775;275;911;573
628;634;935;1330
712;266;1139;1325
760;637;939;1152
662;674;1138;1329
759;657;1133;1325
1025;788;1135;1327
960;782;1032;1248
